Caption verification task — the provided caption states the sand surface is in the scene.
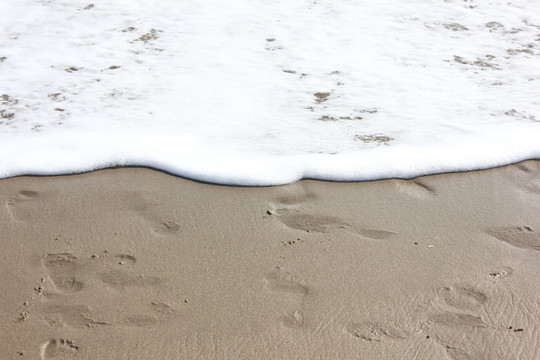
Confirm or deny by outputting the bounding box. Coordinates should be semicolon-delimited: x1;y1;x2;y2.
1;161;539;359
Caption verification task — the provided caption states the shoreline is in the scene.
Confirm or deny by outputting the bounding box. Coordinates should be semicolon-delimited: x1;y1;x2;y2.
2;156;539;186
1;160;539;359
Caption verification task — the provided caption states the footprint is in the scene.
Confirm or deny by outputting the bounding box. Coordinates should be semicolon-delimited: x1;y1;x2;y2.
265;270;308;328
148;218;181;235
43;254;84;292
15;190;39;199
516;161;538;173
266;270;309;296
440;286;487;311
347;322;411;341
278;213;349;233
488;226;540;251
41;339;79;360
6;190;40;219
429;312;486;328
42;304;110;328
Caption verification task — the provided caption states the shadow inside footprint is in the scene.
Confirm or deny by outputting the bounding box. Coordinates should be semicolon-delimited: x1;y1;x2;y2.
488;226;540;251
43;254;84;292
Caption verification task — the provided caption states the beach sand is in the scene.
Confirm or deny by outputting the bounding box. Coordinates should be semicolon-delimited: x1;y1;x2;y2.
0;161;539;359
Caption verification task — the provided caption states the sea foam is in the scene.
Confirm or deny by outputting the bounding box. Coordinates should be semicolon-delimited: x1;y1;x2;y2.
1;0;539;185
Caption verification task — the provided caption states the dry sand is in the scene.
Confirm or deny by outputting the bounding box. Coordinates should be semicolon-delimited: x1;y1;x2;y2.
0;161;539;359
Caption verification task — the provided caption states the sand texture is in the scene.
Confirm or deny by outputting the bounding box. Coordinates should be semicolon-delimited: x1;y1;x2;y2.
0;161;539;359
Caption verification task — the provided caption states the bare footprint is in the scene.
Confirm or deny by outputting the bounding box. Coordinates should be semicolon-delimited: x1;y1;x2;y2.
347;322;412;342
43;254;84;292
6;190;40;219
278;213;350;233
148;218;181;235
488;226;540;251
266;270;309;296
265;270;308;328
14;190;38;199
42;304;110;328
429;312;486;328
440;285;487;311
41;339;79;360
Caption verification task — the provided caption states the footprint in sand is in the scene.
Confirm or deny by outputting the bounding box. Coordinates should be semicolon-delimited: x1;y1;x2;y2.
41;339;79;360
278;211;396;240
43;253;84;293
42;304;110;328
270;183;395;239
429;312;486;328
440;285;487;311
39;252;169;329
147;217;181;236
488;226;540;251
266;270;309;296
278;213;349;233
426;285;488;329
5;190;40;220
265;270;309;329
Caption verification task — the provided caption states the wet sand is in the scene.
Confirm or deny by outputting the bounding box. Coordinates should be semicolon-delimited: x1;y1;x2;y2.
0;161;539;359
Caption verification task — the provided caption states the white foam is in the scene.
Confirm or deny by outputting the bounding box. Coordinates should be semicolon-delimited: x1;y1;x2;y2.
1;0;539;185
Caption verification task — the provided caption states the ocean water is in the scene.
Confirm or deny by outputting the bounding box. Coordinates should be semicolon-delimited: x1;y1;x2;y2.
1;0;539;185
